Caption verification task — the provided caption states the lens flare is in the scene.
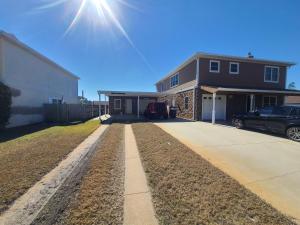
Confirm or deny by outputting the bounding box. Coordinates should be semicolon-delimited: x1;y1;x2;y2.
35;0;155;73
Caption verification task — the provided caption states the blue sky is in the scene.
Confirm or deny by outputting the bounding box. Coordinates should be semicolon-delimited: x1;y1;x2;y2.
1;0;300;100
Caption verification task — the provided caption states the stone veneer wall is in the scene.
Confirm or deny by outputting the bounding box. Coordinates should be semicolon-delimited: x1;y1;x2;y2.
175;89;194;120
194;88;202;121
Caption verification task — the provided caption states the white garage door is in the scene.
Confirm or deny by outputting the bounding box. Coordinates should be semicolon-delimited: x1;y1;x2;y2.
202;94;227;120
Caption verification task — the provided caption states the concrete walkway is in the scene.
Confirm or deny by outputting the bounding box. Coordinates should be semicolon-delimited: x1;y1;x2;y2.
0;125;109;225
156;121;300;223
123;125;158;225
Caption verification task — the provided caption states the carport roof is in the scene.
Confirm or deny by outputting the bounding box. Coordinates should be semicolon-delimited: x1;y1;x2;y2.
98;90;161;97
201;85;300;95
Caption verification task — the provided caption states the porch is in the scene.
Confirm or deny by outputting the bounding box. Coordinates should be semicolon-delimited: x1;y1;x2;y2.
200;86;300;124
97;90;159;119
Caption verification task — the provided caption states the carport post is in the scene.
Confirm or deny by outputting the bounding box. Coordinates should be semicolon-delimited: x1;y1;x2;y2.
250;94;255;112
212;92;216;124
98;92;102;119
104;95;107;115
137;96;140;119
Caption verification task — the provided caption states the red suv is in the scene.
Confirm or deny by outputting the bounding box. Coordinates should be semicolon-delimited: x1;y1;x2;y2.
144;102;168;119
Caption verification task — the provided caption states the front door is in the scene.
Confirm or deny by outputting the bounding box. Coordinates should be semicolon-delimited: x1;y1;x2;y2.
125;99;132;114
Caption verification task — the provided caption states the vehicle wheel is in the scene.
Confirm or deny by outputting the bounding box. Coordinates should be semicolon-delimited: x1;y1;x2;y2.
286;127;300;142
233;119;243;129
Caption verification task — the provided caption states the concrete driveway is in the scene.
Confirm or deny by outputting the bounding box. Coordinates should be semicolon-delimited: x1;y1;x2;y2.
155;121;300;223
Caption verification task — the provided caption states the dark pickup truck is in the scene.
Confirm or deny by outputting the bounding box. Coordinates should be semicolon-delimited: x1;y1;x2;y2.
232;105;300;141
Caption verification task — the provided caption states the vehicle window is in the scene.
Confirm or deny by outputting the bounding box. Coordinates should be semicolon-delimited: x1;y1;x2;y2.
290;108;300;116
258;107;273;115
271;106;291;115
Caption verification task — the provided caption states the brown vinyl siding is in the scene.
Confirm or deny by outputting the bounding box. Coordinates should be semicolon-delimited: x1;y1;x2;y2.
199;58;287;90
156;60;197;92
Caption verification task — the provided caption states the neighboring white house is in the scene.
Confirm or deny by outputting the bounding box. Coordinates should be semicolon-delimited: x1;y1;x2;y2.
0;31;79;128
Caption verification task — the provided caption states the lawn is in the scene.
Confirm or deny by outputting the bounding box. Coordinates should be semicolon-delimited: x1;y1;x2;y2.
0;120;99;213
53;123;125;225
132;123;296;225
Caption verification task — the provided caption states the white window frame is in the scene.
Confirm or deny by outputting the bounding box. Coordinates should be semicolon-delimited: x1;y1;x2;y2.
209;60;220;73
229;62;239;74
263;96;277;107
264;66;280;83
184;96;189;110
114;99;121;110
170;73;179;88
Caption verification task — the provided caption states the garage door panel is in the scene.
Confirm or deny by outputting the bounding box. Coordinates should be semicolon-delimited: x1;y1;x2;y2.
202;94;226;120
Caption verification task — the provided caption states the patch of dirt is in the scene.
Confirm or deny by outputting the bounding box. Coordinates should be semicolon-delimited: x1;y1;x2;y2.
132;123;296;225
0;120;99;213
34;123;125;225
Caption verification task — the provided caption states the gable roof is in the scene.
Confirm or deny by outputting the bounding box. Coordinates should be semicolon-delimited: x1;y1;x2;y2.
156;52;296;84
0;31;79;80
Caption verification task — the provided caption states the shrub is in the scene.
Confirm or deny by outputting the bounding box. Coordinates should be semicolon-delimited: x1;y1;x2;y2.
0;82;12;129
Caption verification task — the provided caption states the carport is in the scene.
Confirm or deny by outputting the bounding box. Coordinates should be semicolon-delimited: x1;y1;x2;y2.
201;85;300;124
97;90;160;118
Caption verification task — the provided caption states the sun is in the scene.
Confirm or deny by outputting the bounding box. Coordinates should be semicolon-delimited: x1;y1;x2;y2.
35;0;154;72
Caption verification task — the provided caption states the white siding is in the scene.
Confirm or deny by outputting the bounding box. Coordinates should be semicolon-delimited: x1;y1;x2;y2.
0;38;79;127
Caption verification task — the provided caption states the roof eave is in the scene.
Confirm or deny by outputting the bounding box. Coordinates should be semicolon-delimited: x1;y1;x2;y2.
0;31;80;80
195;52;296;67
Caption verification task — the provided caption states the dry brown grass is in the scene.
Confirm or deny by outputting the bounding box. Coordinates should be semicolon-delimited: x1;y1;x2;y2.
132;123;296;225
61;123;125;225
0;120;99;213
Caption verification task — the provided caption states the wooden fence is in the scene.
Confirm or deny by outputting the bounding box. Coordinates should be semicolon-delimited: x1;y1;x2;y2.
44;103;100;123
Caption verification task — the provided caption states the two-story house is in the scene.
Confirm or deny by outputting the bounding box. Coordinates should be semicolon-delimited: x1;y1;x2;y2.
99;52;300;122
156;52;300;122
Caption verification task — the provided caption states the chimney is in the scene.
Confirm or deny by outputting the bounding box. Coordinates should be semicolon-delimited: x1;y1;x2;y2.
248;52;254;58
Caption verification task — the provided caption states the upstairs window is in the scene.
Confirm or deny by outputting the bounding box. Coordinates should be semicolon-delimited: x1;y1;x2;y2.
170;73;179;87
229;62;239;74
184;96;189;109
264;66;279;83
209;60;220;73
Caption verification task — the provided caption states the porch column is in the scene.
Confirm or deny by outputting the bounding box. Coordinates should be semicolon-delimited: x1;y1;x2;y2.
98;93;102;119
137;96;140;119
107;97;110;115
212;92;216;124
104;95;107;115
250;94;255;112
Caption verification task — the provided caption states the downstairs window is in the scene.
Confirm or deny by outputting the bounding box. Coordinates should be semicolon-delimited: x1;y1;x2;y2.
263;96;277;107
184;96;189;110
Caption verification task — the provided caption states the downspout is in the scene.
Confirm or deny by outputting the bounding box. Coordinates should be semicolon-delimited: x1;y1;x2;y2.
193;56;200;120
